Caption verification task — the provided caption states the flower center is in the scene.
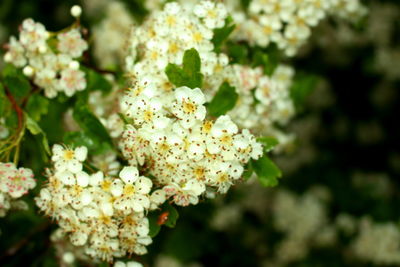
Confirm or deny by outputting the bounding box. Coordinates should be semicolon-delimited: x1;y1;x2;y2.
123;184;136;196
183;101;196;114
63;150;75;160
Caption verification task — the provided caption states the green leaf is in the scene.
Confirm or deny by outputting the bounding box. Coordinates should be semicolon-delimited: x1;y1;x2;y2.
183;48;201;77
2;64;31;103
212;16;236;52
165;48;203;89
256;136;279;153
83;67;113;94
252;155;282;187
148;212;161;238
290;74;319;110
226;42;249;64
25;114;50;155
63;131;111;155
240;0;251;9
252;49;278;76
25;94;49;122
163;203;179;228
165;64;186;87
207;82;238;117
73;105;113;147
242;161;254;181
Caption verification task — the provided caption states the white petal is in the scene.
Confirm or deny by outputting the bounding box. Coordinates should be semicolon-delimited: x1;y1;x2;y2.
111;179;123;197
67;160;82;173
136;177;152;194
76;171;89;187
80;190;92;205
52;144;63;157
90;171;104;186
100;202;113;216
119;166;139;184
58;171;75;185
74;146;88;161
70;231;87;246
150;190;166;205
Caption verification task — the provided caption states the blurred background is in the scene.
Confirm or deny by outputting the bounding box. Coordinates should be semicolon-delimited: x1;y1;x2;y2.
1;0;400;266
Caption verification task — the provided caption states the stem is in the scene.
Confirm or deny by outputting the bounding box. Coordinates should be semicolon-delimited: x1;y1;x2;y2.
5;86;24;130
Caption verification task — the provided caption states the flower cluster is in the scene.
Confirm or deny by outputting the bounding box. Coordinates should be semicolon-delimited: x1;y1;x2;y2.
272;187;333;264
92;1;135;69
126;1;229;93
225;64;295;148
36;145;158;262
4;18;88;98
120;81;263;206
126;1;296;146
0;162;36;217
228;0;367;56
350;216;400;265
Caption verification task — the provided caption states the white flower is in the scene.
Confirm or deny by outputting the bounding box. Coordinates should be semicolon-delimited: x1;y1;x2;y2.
59;68;86;96
113;167;152;213
19;19;49;52
51;144;87;173
0;163;36;199
34;68;59;98
163;180;205;206
0;163;35;216
172;87;206;129
193;1;228;29
57;29;88;58
4;36;26;67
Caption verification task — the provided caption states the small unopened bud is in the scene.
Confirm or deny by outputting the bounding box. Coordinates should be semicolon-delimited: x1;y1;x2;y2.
70;5;82;18
38;45;47;53
62;252;75;264
23;66;34;77
4;52;12;63
68;60;80;70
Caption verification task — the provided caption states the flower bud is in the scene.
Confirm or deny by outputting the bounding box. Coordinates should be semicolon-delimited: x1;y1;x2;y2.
23;65;34;77
70;5;82;18
68;60;80;70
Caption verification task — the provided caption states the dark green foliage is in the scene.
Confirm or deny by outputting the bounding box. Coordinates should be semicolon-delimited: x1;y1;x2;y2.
165;48;204;89
207;82;238;117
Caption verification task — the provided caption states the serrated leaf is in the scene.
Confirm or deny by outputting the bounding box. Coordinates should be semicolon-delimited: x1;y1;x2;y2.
256;136;279;153
207;82;238;117
2;64;31;103
165;48;203;89
212;16;236;52
290;74;319;110
252;155;282;187
25;94;49;122
25;114;50;155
